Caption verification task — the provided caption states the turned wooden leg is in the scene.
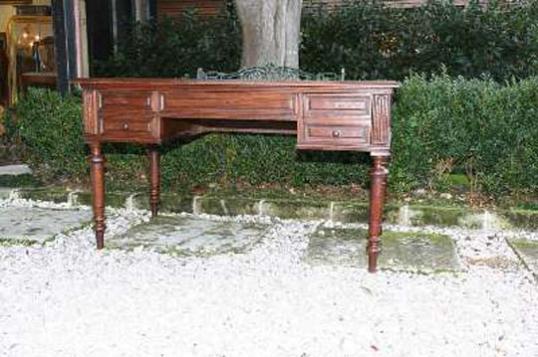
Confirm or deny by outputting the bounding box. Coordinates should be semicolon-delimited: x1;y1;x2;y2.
89;142;106;249
368;156;389;273
148;146;160;217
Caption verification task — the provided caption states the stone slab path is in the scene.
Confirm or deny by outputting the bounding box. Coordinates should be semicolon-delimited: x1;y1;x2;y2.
508;239;538;277
0;202;526;275
0;164;32;176
0;188;13;199
307;226;460;272
0;206;92;244
108;216;460;272
109;215;268;256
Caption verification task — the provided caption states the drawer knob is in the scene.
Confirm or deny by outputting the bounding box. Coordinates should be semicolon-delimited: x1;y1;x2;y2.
332;130;341;138
122;123;129;130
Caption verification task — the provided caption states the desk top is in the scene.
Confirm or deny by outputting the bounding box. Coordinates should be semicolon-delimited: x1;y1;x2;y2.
75;78;399;90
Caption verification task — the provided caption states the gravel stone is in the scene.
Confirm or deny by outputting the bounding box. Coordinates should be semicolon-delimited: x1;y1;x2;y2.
0;197;537;357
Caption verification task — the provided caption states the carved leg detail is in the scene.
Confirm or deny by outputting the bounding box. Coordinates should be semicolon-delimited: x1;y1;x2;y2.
90;143;106;249
148;147;160;217
368;156;388;273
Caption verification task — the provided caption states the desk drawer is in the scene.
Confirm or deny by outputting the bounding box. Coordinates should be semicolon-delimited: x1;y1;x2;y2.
307;125;369;141
103;118;153;134
97;91;160;142
162;90;296;120
304;94;371;119
303;123;370;146
299;93;372;150
101;91;153;121
100;116;159;142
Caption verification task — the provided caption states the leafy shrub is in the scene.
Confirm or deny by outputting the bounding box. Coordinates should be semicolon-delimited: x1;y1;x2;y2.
12;77;538;197
96;1;538;82
391;73;538;196
94;5;241;78
301;0;538;81
14;89;86;181
0;108;22;164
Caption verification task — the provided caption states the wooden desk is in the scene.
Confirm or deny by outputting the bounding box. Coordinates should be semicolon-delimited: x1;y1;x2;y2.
77;78;399;272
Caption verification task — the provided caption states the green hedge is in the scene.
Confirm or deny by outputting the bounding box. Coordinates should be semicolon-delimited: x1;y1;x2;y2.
391;75;538;195
7;90;86;181
94;5;241;78
301;0;538;81
96;1;538;81
7;75;538;197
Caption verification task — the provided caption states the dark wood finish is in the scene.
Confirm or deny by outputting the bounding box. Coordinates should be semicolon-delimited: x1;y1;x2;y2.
89;142;106;249
367;156;389;273
15;5;51;16
0;32;7;106
20;72;57;93
0;1;32;4
157;0;225;19
77;78;398;272
148;147;160;217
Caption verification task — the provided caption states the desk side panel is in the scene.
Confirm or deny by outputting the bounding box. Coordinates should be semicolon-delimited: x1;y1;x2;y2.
370;91;393;156
83;89;163;144
83;89;100;137
297;91;373;151
296;88;394;154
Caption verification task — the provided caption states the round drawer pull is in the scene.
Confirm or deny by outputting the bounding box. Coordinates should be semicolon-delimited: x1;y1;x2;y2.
122;123;129;131
332;130;341;138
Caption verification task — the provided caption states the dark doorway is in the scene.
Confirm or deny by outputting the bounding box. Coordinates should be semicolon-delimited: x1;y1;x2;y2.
85;0;136;74
85;0;113;67
116;0;134;44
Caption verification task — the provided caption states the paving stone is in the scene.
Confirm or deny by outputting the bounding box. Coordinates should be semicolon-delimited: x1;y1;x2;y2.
503;210;538;230
0;207;92;244
198;197;259;216
508;239;538;277
0;164;32;176
0;188;13;199
110;215;268;256
306;227;459;272
263;200;329;220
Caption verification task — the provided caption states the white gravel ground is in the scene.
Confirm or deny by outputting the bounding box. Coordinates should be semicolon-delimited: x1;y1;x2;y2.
0;197;537;357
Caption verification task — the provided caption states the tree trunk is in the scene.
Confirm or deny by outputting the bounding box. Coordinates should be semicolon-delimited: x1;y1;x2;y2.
234;0;303;68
